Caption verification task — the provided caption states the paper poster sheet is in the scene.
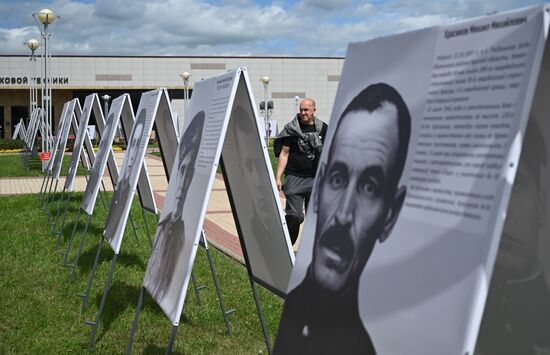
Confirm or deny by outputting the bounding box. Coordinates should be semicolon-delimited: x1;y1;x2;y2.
275;5;548;355
80;95;125;216
103;90;159;253
221;72;294;295
52;99;78;180
143;70;238;325
64;95;93;191
26;108;42;151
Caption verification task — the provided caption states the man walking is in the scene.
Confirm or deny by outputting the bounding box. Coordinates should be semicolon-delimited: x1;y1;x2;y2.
275;98;328;245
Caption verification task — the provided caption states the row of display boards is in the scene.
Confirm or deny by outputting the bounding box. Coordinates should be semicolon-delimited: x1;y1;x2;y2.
22;4;550;354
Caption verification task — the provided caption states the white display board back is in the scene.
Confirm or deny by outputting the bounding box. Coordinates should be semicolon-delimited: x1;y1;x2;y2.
221;73;294;296
52;99;78;180
142;68;294;325
275;5;549;355
64;95;94;191
81;95;126;215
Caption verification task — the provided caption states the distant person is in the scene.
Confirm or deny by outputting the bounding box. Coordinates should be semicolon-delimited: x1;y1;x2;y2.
275;83;411;355
144;111;205;311
275;98;328;245
104;110;145;242
475;117;550;355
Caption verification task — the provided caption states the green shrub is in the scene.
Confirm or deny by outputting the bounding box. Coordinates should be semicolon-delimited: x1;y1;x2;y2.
0;138;25;150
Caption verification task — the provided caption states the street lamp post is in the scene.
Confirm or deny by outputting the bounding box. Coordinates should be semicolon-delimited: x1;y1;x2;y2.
26;39;40;124
260;76;271;144
179;71;191;135
33;8;59;169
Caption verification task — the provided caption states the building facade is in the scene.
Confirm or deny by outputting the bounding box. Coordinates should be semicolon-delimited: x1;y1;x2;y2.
0;55;344;139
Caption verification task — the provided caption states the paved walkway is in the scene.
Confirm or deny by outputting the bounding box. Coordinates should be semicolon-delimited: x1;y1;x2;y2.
0;151;290;263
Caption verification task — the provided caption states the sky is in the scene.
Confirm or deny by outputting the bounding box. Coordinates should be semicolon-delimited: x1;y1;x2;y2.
0;0;544;57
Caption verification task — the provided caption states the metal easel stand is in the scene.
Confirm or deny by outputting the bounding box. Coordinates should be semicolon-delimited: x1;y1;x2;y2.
61;208;82;265
199;231;235;335
67;213;93;281
43;178;59;214
125;287;180;355
54;191;73;249
38;168;50;200
85;251;119;351
78;235;104;313
41;175;55;210
47;185;65;225
51;187;69;235
220;158;272;353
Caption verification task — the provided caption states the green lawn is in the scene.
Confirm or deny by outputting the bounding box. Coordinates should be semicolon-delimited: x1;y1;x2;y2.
0;193;283;354
0;154;87;178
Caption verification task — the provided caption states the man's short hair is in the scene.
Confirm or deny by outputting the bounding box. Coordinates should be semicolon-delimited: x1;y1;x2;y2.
338;83;411;189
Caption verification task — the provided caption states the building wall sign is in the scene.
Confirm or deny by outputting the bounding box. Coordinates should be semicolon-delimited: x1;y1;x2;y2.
0;76;69;85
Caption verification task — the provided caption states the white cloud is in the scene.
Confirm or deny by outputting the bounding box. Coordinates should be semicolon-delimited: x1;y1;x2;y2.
0;0;543;56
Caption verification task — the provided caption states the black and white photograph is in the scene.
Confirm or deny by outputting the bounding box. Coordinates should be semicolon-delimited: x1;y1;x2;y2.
144;110;205;319
80;95;123;216
103;91;157;253
275;6;546;355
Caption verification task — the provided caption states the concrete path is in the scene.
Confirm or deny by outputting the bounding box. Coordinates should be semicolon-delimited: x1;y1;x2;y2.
0;151;291;263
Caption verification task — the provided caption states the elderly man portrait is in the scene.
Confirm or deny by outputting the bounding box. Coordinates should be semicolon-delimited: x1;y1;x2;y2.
275;83;411;355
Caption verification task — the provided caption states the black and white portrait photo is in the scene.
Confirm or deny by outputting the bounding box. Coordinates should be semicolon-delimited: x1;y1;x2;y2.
103;107;147;247
275;83;411;355
144;111;205;318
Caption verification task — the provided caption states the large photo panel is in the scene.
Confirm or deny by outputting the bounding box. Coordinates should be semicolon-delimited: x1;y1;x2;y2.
65;94;94;191
81;95;125;216
53;99;78;180
103;90;160;253
143;70;239;325
275;5;547;355
221;72;294;296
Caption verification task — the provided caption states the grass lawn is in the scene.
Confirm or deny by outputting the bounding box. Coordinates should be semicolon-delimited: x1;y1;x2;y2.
0;192;284;354
0;154;87;178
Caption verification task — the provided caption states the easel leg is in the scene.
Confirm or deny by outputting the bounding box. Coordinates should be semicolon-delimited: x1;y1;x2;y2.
250;280;272;354
69;213;93;281
190;272;205;305
61;209;82;266
79;236;105;313
50;188;66;228
140;208;153;247
44;179;59;215
39;171;49;199
165;324;179;355
125;287;145;355
205;243;235;335
55;192;73;249
41;176;54;210
85;253;119;351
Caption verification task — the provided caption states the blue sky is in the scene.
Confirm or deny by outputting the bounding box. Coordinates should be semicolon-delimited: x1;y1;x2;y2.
0;0;544;56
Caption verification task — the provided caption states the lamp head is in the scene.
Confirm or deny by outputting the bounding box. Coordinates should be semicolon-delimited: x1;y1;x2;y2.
180;72;191;81
27;39;40;51
260;76;271;86
38;9;56;25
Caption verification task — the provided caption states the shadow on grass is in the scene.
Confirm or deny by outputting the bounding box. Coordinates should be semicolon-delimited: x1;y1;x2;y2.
76;247;146;276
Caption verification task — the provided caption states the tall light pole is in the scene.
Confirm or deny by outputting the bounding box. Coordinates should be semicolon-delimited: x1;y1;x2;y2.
33;8;59;168
26;39;40;124
179;71;191;135
260;76;271;144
